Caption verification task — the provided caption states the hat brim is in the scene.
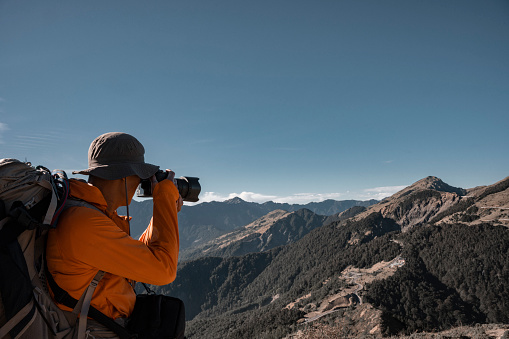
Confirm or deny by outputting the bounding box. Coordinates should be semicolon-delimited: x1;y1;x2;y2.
73;162;159;180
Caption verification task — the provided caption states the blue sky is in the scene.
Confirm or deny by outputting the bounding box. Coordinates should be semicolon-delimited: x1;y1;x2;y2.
1;0;508;204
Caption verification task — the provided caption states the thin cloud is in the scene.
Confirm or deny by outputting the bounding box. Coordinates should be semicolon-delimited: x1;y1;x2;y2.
11;131;66;149
359;185;408;200
0;122;8;144
192;185;408;205
199;192;278;203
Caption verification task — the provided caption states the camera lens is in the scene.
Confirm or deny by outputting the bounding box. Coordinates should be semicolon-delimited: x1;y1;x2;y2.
136;171;201;202
175;177;201;202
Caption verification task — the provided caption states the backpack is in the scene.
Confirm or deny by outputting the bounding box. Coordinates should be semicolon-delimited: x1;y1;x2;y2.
0;158;72;339
0;159;127;339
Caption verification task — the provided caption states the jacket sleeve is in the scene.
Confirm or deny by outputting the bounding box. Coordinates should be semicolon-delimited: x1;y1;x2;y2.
55;180;180;286
138;179;180;283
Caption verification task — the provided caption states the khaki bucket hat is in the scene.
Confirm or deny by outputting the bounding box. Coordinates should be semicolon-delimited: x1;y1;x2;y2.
73;132;159;180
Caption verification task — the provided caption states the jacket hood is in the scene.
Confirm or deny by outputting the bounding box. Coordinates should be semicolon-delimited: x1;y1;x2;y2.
69;179;108;211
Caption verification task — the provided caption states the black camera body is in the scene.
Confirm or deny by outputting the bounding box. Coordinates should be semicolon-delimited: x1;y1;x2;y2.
137;170;201;202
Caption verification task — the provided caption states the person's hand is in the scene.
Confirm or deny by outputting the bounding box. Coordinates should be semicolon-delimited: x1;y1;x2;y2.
151;170;183;212
165;170;184;212
176;195;183;212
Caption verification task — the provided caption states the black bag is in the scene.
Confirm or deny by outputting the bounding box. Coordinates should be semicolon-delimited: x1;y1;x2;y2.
127;294;186;339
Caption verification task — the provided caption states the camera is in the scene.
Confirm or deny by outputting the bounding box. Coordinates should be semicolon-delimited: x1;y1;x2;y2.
136;170;201;202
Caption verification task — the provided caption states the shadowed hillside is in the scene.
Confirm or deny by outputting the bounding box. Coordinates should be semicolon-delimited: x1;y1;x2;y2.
180;208;328;261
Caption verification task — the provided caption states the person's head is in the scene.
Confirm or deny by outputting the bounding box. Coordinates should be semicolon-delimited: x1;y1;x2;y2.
73;132;159;206
74;132;158;181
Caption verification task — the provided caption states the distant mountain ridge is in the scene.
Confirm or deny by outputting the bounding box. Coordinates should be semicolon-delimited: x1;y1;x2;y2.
122;197;378;250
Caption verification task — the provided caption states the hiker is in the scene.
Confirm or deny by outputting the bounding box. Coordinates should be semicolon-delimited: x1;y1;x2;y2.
45;132;183;335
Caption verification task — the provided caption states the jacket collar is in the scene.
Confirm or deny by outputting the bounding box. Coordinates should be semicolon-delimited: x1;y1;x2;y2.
68;179;131;234
69;179;108;211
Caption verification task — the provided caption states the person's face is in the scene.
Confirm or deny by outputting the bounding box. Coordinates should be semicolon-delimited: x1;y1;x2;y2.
125;175;141;203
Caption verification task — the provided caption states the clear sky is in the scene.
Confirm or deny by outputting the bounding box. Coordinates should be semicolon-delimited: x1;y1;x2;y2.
1;0;508;204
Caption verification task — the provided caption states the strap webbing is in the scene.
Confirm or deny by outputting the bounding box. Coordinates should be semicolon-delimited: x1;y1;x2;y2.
45;268;135;339
0;299;34;339
41;180;58;225
75;271;105;339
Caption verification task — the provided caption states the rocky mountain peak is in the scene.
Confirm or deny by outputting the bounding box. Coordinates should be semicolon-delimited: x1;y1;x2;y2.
412;176;466;195
352;176;469;230
225;197;246;204
391;176;466;200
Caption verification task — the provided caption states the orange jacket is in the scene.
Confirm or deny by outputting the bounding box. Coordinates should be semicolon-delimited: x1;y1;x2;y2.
46;178;180;319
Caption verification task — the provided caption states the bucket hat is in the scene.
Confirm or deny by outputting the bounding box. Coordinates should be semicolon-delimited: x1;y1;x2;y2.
73;132;159;180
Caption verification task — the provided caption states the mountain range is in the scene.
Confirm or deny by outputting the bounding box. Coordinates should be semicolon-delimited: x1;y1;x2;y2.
122;198;377;252
132;176;509;338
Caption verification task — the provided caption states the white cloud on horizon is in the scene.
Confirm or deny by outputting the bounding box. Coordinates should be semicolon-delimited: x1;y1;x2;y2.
199;192;278;203
191;185;409;205
359;185;408;200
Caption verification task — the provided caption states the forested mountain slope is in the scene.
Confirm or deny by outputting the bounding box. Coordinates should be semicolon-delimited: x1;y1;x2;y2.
153;212;401;325
366;222;509;335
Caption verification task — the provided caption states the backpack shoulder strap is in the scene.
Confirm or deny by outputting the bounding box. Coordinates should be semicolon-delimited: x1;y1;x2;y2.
0;299;34;338
76;271;105;339
64;198;103;213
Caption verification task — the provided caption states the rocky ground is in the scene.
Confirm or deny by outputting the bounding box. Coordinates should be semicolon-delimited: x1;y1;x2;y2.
287;321;509;338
